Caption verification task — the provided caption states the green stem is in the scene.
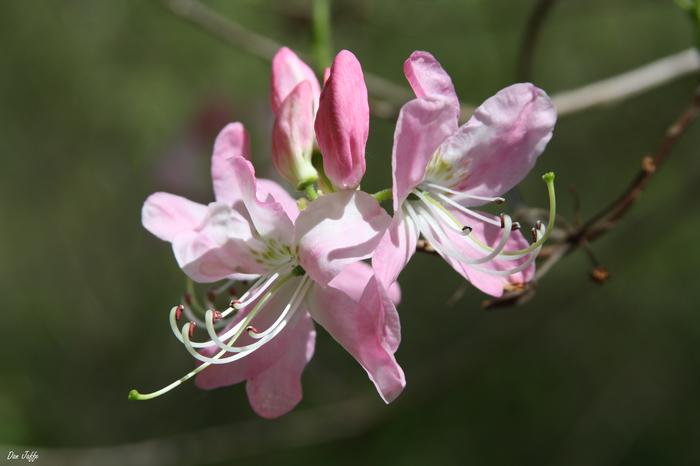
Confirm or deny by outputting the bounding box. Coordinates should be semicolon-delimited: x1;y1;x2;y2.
372;188;393;202
312;0;332;70
305;184;319;201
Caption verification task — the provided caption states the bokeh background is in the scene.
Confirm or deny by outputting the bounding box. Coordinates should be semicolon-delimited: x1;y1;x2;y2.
2;1;700;465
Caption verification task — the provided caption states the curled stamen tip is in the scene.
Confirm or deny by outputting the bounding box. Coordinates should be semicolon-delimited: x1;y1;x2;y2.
230;299;241;308
461;226;472;235
511;222;521;231
175;305;184;321
246;325;259;335
212;311;223;321
530;227;538;242
535;220;543;230
128;389;141;401
188;322;196;338
499;213;506;229
495;198;505;204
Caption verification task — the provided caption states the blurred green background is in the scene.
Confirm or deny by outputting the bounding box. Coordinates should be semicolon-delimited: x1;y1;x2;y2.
2;0;700;465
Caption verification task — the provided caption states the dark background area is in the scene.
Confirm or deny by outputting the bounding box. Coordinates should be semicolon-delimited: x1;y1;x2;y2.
1;1;700;465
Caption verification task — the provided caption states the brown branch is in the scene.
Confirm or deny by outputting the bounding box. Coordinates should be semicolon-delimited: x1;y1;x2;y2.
483;83;700;309
516;0;559;82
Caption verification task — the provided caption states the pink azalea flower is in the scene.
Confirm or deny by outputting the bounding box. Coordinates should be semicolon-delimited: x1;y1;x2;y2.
137;124;404;418
373;51;558;297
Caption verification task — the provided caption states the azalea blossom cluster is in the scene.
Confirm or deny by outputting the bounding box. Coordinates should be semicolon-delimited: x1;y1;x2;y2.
131;47;558;418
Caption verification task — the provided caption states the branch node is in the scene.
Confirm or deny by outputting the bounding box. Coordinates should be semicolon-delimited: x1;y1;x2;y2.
641;156;656;174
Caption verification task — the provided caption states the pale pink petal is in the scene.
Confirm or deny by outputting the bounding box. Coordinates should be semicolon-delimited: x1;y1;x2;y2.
404;51;460;124
432;83;556;204
314;50;369;190
372;211;419;289
195;277;309;388
392;98;456;210
331;261;402;306
211;123;251;204
228;156;295;245
295;191;390;286
172;202;263;282
271;47;321;116
256;178;300;222
246;312;315;419
308;276;405;402
272;81;318;189
438;208;535;297
142;192;207;242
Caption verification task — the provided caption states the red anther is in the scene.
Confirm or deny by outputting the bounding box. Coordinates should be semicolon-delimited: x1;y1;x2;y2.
175;305;184;321
511;222;521;231
212;311;223;321
188;322;196;338
461;226;472;234
535;220;543;230
206;291;216;302
494;198;505;205
499;213;506;228
530;227;538;243
246;325;259;334
183;293;192;305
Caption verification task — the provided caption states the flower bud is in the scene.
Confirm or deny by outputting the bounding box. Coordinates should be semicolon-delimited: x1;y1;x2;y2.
314;50;369;190
272;81;318;190
271;47;321;116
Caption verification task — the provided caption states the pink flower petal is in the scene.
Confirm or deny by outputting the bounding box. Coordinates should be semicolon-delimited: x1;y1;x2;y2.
295;191;390;286
172;202;263;282
228;156;295;246
142;192;207;242
308;274;405;403
433;83;556;204
372;211;419;289
404;50;461;124
314;50;369;190
246;312;315;419
271;47;321;116
255;178;299;222
392;98;456;210
330;261;402;306
211;123;251;204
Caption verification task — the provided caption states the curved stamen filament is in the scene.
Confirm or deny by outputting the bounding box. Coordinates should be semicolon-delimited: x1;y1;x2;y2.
248;276;311;340
422;182;505;204
412;200;515;265
435;193;502;227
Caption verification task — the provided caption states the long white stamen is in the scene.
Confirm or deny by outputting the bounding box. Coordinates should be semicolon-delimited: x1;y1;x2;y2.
436;193;502;227
248;276;311;340
422;182;505;204
415;200;515;265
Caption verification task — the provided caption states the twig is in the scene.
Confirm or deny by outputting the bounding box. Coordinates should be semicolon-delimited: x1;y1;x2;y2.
159;0;700;119
483;83;700;309
516;0;559;82
552;48;700;115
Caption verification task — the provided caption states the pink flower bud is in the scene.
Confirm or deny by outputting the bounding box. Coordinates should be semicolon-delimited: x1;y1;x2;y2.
270;47;321;116
314;50;369;190
272;81;318;190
